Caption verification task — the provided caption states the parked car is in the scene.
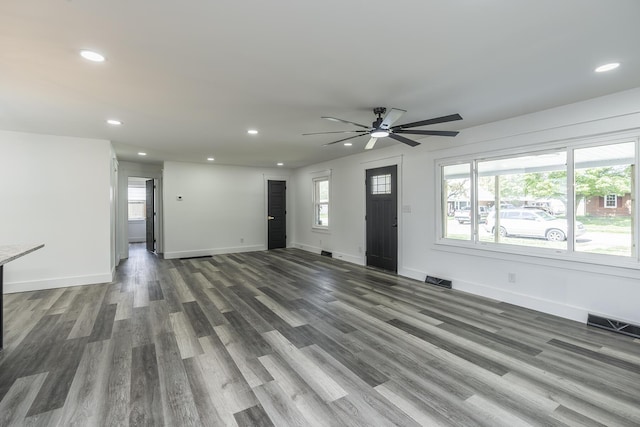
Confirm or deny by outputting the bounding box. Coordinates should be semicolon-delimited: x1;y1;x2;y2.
484;208;585;241
524;200;566;216
454;206;488;224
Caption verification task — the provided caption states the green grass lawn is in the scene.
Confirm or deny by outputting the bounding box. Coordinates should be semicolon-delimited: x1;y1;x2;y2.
576;216;632;233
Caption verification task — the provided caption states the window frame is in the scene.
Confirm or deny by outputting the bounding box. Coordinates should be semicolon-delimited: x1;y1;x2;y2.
605;194;618;208
128;200;146;220
435;132;639;270
312;175;330;230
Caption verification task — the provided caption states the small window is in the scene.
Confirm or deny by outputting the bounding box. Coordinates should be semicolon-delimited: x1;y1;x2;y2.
128;186;146;220
605;194;617;208
371;174;392;194
128;201;146;220
313;177;329;228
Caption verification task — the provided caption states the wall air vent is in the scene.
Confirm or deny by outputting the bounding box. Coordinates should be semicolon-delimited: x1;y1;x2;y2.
587;314;640;339
425;275;452;289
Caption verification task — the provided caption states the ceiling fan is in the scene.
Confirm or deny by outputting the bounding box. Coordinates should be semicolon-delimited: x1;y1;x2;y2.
304;107;462;149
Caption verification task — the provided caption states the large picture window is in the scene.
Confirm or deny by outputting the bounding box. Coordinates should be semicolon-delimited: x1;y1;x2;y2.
313;177;329;228
439;137;637;263
443;163;472;241
574;142;634;257
477;150;568;250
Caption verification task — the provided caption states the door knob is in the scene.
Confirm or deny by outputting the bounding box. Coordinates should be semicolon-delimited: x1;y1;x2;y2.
268;216;275;220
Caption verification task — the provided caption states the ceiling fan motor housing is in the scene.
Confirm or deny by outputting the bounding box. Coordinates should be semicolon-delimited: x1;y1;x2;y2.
373;107;386;117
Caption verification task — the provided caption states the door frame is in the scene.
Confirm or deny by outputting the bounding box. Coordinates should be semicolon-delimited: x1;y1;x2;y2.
361;155;403;271
263;174;290;249
117;163;164;261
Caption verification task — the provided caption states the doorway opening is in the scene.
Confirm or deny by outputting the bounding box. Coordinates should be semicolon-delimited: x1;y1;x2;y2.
127;177;157;253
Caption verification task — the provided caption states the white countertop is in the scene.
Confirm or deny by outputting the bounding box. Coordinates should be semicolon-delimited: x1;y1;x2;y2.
0;244;45;266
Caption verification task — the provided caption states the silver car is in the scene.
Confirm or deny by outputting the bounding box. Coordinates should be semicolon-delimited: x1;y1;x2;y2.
484;208;585;241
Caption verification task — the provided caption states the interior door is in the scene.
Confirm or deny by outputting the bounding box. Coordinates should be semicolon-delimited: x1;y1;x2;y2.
268;180;286;249
145;179;155;252
366;165;398;272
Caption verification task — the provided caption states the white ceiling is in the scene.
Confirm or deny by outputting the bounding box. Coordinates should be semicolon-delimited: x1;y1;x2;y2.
2;1;639;168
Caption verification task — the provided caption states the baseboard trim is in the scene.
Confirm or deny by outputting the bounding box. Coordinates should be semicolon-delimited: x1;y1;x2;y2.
455;279;587;323
290;243;365;266
164;245;265;260
3;272;113;294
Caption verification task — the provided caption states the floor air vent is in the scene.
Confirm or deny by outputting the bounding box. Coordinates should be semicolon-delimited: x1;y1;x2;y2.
320;250;333;258
425;275;452;289
587;314;640;339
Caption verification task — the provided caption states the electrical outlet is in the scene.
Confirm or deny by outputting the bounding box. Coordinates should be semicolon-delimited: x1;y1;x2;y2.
508;273;516;283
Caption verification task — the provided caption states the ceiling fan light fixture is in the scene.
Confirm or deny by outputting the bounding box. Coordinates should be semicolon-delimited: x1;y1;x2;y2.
371;130;389;138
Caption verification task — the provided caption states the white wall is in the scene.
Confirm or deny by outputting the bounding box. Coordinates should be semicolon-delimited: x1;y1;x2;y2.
128;219;146;243
0;130;113;292
291;88;640;325
163;161;290;259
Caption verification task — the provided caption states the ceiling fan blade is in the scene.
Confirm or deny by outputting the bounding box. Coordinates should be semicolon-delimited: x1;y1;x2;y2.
392;113;463;130
388;133;420;147
303;130;368;136
394;129;459;137
364;137;377;150
322;116;370;129
378;108;406;130
323;134;366;146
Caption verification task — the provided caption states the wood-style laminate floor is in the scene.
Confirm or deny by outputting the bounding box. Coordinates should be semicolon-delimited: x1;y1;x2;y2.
1;244;639;426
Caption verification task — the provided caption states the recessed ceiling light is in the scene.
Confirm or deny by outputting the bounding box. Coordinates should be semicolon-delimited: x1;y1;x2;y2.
106;119;122;126
138;152;147;156
80;50;106;62
207;157;214;161
344;142;353;146
277;162;284;166
247;129;258;135
595;62;620;73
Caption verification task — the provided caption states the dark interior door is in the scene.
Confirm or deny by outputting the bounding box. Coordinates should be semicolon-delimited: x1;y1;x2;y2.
145;179;155;252
268;180;286;249
366;165;398;272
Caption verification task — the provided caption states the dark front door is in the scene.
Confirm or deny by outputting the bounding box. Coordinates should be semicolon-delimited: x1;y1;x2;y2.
145;179;155;252
268;180;286;249
366;165;398;272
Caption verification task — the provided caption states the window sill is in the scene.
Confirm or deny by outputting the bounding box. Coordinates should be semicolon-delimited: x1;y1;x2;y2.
311;227;331;234
434;238;640;278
